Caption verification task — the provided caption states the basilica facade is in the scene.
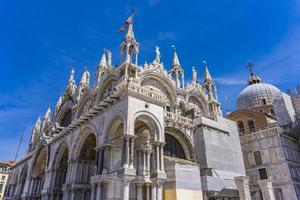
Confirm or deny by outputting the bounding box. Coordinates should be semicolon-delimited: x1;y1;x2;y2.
4;22;250;200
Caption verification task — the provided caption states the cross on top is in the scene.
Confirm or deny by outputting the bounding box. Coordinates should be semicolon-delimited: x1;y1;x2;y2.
247;62;254;75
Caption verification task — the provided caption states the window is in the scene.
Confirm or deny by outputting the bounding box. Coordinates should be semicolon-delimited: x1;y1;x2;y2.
237;121;245;135
164;134;186;159
258;109;264;112
259;168;268;180
262;99;266;105
1;176;4;181
0;183;3;193
254;151;262;165
248;120;256;133
270;109;275;115
60;109;72;127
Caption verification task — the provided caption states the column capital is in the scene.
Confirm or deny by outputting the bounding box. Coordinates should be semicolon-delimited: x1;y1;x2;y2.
151;141;165;146
257;179;273;189
234;176;249;189
124;133;137;139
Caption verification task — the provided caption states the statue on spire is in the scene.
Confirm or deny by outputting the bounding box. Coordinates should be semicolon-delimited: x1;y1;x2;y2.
107;49;112;67
155;46;161;64
66;68;77;96
192;66;197;84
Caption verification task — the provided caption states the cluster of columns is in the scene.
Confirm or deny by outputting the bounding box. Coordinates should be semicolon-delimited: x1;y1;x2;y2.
257;179;276;200
234;176;251;200
152;142;165;174
28;176;44;197
123;135;135;169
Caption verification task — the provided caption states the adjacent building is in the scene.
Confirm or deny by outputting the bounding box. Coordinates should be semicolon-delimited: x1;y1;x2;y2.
0;161;14;200
228;68;300;200
4;21;251;200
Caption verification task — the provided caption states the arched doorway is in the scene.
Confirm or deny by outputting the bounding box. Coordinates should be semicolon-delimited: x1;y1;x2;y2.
129;115;162;200
30;147;47;199
74;133;96;200
107;120;124;173
52;144;68;200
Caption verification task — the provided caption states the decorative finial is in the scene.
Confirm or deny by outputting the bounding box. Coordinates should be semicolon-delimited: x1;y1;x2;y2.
171;45;176;51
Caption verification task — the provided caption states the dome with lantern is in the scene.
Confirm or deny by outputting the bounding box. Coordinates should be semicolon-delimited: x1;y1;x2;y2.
237;65;282;110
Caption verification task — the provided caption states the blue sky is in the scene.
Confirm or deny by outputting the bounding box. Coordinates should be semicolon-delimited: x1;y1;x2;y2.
0;0;300;160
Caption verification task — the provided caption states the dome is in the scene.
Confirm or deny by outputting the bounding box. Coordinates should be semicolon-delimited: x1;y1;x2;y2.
237;83;281;110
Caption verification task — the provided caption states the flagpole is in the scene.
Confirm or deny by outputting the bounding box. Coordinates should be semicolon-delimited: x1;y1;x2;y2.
14;127;25;162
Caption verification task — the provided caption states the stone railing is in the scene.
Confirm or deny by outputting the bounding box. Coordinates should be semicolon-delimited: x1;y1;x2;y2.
164;111;193;127
240;126;278;143
116;80;167;104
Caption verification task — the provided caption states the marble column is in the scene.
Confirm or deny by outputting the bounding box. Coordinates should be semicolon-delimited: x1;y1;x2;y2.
258;179;276;200
136;183;143;200
156;183;163;200
159;143;165;172
151;184;157;200
145;184;150;200
90;183;96;200
122;180;131;200
234;176;251;200
96;182;102;200
124;137;130;168
129;137;135;169
155;144;160;173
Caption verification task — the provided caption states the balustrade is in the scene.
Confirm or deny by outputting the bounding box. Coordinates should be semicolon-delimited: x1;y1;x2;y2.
164;111;193;126
240;126;278;142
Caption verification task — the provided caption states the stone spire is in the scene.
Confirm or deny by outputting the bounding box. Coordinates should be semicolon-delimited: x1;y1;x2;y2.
54;95;63;113
125;23;135;40
99;52;107;68
96;52;108;84
44;106;51;123
203;61;212;82
79;68;90;88
29;117;42;152
202;61;220;116
120;16;139;67
33;117;41;135
172;48;181;67
169;46;184;88
41;106;52;130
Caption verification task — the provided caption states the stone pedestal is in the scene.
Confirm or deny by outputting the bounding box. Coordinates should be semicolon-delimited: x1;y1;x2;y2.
258;179;275;200
234;176;251;200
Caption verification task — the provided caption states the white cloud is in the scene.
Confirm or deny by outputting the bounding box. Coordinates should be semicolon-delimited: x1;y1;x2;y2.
149;0;160;6
158;32;176;40
214;77;245;86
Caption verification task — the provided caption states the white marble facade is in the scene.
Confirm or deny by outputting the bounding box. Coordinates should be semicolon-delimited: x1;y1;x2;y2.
4;22;250;200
